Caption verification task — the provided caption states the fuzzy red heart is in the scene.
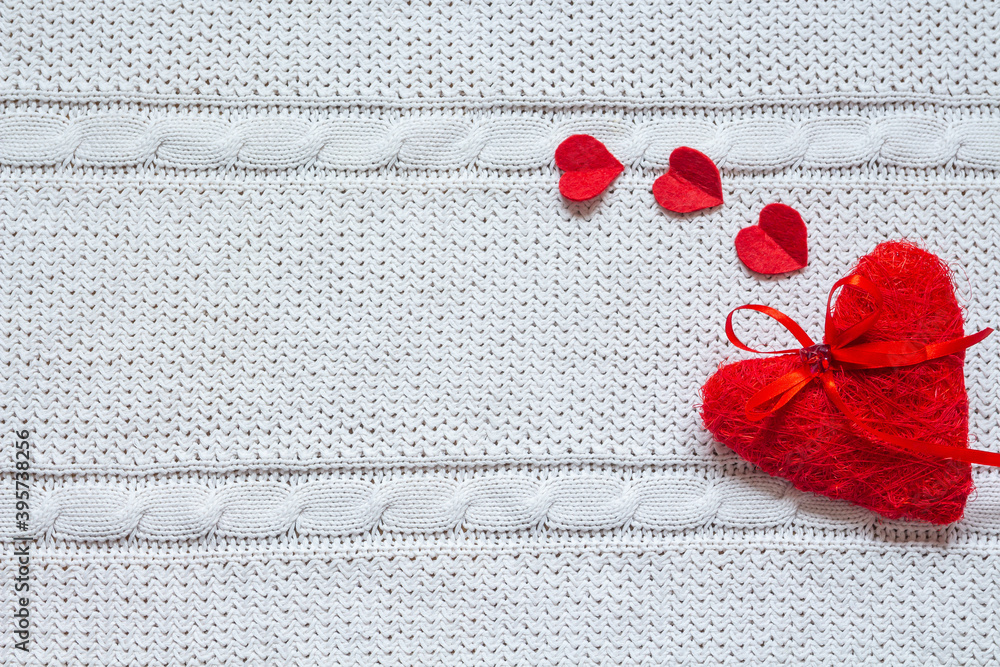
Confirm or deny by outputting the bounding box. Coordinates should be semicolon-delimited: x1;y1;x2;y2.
555;135;624;201
652;147;723;213
735;203;808;274
702;241;975;524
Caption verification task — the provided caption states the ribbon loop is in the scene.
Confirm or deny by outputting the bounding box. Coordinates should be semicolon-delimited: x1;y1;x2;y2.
726;304;814;355
725;276;996;466
824;274;883;348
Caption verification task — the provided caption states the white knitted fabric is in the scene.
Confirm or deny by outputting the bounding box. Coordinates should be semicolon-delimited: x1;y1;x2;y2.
3;1;1000;664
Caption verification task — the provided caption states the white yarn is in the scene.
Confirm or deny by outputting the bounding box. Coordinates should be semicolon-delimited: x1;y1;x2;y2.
3;0;1000;665
0;109;998;171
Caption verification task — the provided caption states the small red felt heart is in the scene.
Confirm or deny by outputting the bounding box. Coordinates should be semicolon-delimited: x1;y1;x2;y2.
652;147;723;213
735;203;808;274
555;135;624;201
702;241;974;524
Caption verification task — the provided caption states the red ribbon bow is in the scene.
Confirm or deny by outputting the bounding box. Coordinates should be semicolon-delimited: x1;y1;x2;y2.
726;274;998;466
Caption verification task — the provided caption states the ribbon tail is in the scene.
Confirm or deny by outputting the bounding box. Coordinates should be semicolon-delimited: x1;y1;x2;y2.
745;367;815;422
921;327;994;361
818;374;1000;468
833;328;994;369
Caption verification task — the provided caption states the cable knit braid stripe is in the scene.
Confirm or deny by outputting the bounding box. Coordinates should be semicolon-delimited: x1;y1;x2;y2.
1;108;1000;171
5;468;1000;541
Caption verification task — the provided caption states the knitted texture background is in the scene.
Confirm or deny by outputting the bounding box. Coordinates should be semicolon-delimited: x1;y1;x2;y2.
2;1;1000;664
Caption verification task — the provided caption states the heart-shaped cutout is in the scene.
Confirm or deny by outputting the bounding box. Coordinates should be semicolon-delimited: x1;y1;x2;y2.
735;203;808;274
702;241;975;524
555;135;624;201
652;147;723;213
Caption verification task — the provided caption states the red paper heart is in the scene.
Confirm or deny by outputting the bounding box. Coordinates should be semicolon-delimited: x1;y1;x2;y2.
652;147;723;213
735;203;808;274
701;241;974;524
555;135;624;201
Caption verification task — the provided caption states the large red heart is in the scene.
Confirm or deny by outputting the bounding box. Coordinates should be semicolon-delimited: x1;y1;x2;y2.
735;203;808;274
652;146;723;213
701;241;974;524
555;135;624;201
